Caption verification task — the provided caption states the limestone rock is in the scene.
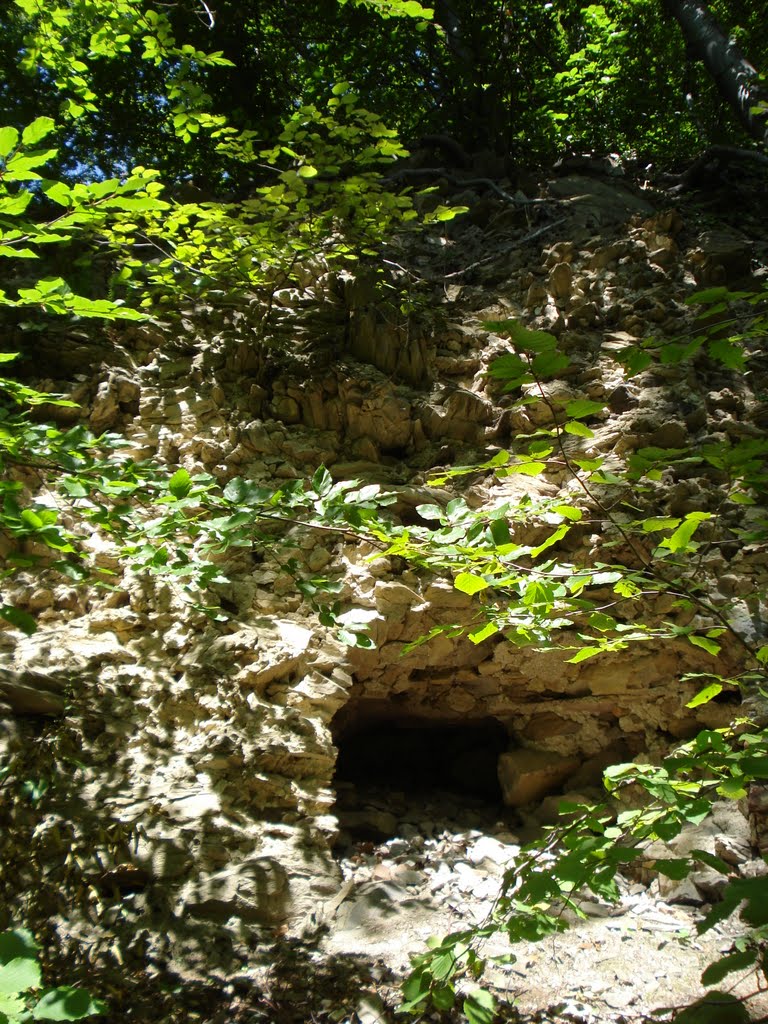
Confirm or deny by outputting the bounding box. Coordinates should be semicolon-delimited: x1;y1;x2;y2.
0;669;65;715
687;229;753;286
547;175;654;228
497;748;581;807
466;835;518;872
180;857;289;924
549;261;573;301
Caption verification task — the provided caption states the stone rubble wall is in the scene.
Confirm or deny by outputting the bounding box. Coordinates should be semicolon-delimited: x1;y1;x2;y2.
0;169;766;982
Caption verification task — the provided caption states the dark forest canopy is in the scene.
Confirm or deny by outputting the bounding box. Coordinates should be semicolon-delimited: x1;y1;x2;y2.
1;0;766;194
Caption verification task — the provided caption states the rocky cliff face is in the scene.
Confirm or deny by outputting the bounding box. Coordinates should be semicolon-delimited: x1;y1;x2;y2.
1;166;766;1014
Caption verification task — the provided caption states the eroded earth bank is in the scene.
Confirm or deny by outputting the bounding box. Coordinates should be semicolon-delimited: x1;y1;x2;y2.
2;160;768;1023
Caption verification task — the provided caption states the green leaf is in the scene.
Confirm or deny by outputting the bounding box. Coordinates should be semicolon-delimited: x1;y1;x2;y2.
532;351;569;377
739;756;768;778
621;349;653;376
0;606;37;635
686;287;731;305
728;491;755;505
651;858;693;880
572;457;603;471
686;682;723;707
429;950;456;981
614;578;640;598
691;850;732;875
552;503;582;521
565;399;605;419
564;420;593;438
642;516;681;532
222;478;270;505
351;632;375;649
21;508;44;529
701;879;768;937
0;192;33;215
22;117;57;146
0;990;26;1019
5;149;59;178
0;956;41;995
530;524;568;558
402;0;432;16
399;970;430;1012
31;987;108;1020
430;204;468;222
297;165;318;178
661;512;711;553
659;338;703;364
708;338;745;371
0;245;36;258
463;989;496;1024
431;984;454;1011
489;517;511;544
311;465;332;497
168;468;192;499
589;611;617;632
509;460;547;476
468;621;499;644
567;645;602;664
416;503;443;521
0;931;38;966
486;320;557;353
688;634;724;659
454;573;488;596
0;127;19;159
716;777;747;799
486;352;529;386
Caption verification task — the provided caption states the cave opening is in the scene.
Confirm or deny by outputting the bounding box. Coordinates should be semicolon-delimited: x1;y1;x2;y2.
331;702;510;843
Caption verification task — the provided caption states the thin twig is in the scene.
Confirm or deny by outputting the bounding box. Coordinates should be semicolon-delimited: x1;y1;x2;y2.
443;218;567;279
387;168;556;208
196;0;215;28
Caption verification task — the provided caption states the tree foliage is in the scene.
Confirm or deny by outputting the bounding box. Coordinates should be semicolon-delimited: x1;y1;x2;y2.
0;928;106;1022
2;0;766;190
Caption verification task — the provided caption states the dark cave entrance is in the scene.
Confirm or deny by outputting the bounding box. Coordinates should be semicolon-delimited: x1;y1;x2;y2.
331;702;509;842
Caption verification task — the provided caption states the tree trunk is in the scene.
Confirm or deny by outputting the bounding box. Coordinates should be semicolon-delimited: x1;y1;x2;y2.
664;0;768;146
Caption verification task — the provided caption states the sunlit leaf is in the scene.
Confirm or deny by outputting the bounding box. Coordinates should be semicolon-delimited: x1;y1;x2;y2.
567;645;602;663
469;621;499;644
463;989;496;1024
564;420;593;437
31;986;108;1020
454;573;489;596
642;516;681;532
552;504;582;521
0;955;40;994
565;399;605;419
688;635;721;657
686;681;723;707
530;524;568;558
509;460;547;476
0;126;19;158
168;468;192;499
661;511;711;553
22;117;57;146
